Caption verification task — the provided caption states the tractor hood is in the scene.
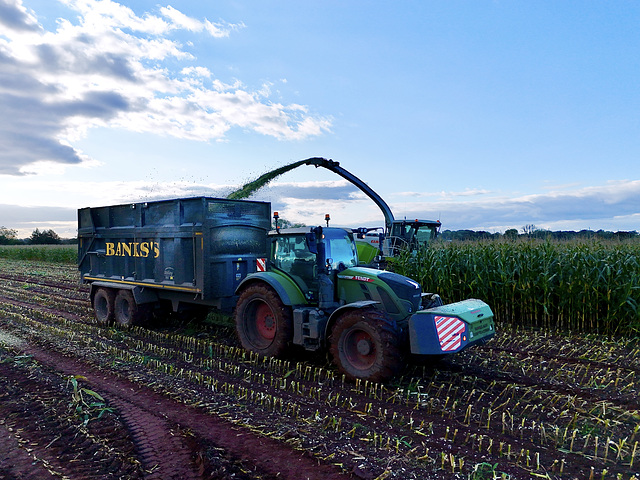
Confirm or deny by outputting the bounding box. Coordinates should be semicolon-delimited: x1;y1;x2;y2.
336;267;422;318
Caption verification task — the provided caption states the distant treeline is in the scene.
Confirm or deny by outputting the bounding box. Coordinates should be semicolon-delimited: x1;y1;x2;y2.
439;228;639;242
2;224;638;245
0;227;77;245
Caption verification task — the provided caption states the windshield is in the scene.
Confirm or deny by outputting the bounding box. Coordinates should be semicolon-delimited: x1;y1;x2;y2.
325;230;358;269
414;225;436;244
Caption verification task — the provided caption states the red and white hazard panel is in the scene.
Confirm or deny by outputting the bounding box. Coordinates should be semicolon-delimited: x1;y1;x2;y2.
434;316;466;352
256;258;267;272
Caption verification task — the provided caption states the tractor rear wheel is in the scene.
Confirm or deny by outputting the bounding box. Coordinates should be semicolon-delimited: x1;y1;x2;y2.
114;289;150;326
235;284;293;357
93;288;115;325
329;308;404;383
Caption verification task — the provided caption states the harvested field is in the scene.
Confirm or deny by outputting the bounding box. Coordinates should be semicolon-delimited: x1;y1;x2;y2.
0;258;638;479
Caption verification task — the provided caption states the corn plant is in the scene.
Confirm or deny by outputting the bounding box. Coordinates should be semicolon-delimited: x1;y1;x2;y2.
0;245;76;264
395;239;640;337
66;375;113;426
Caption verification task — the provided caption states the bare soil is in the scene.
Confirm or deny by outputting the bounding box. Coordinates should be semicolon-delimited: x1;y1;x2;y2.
0;259;639;480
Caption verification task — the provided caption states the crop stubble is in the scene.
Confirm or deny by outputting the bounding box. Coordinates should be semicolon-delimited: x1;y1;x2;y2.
0;258;638;480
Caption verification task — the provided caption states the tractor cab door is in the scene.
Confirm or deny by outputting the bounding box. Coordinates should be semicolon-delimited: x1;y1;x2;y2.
323;230;358;271
272;235;318;301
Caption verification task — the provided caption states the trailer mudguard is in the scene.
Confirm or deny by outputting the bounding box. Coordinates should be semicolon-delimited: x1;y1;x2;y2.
408;299;495;355
235;271;307;306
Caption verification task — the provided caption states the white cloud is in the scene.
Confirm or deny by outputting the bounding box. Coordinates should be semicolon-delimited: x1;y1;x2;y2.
395;188;492;198
160;5;205;32
0;0;38;32
181;66;212;78
59;0;177;36
392;180;640;232
159;5;240;37
0;0;331;175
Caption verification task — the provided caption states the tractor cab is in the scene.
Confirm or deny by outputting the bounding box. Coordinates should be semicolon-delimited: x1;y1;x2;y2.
269;226;358;303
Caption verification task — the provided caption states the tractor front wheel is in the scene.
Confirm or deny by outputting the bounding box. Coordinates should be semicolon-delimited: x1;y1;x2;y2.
329;308;404;383
235;284;293;357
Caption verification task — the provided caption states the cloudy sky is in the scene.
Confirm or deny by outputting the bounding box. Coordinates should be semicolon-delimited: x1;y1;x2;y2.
1;0;638;238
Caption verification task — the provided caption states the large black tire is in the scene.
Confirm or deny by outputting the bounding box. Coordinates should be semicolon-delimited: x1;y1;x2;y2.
235;284;293;357
329;308;404;383
93;288;115;325
114;289;150;326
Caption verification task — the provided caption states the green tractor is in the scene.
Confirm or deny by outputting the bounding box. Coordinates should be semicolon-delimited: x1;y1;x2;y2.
235;221;495;382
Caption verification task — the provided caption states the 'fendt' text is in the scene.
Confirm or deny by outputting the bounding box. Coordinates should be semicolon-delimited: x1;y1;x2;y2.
106;242;159;258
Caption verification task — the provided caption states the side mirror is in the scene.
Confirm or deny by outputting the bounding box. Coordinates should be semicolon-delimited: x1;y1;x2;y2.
326;257;333;271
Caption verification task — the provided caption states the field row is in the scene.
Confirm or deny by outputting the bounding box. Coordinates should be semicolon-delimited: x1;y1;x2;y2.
0;259;638;479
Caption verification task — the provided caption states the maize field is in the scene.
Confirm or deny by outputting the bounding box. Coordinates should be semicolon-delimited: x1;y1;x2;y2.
394;239;640;338
0;244;76;264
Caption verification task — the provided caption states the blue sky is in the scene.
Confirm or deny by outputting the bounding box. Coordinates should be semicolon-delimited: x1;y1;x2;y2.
0;0;639;238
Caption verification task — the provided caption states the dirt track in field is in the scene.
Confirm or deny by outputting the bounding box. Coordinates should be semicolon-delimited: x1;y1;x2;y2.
0;259;639;480
4;344;348;480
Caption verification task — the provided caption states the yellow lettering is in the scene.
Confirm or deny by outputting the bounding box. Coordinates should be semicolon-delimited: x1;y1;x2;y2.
106;241;158;257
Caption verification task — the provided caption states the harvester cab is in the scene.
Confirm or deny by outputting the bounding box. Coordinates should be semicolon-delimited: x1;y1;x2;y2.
301;157;441;262
384;219;441;257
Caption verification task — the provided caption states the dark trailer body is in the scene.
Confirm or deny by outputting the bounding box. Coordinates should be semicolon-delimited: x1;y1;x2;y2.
78;197;271;317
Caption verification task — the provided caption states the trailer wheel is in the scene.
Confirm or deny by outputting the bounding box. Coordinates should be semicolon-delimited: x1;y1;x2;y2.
235;284;293;357
94;288;115;325
114;289;149;326
329;308;404;383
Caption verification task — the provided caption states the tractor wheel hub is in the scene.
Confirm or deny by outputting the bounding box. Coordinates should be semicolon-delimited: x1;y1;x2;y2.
356;339;372;355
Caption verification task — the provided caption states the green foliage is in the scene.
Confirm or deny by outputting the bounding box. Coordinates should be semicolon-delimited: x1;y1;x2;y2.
272;218;307;230
503;229;518;240
394;238;640;338
0;226;19;245
0;245;76;263
67;375;113;426
1;354;33;366
29;228;62;244
470;462;510;479
439;228;639;242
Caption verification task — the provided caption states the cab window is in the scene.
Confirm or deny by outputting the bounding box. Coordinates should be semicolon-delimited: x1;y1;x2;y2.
272;236;317;297
414;226;436;244
325;231;357;269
